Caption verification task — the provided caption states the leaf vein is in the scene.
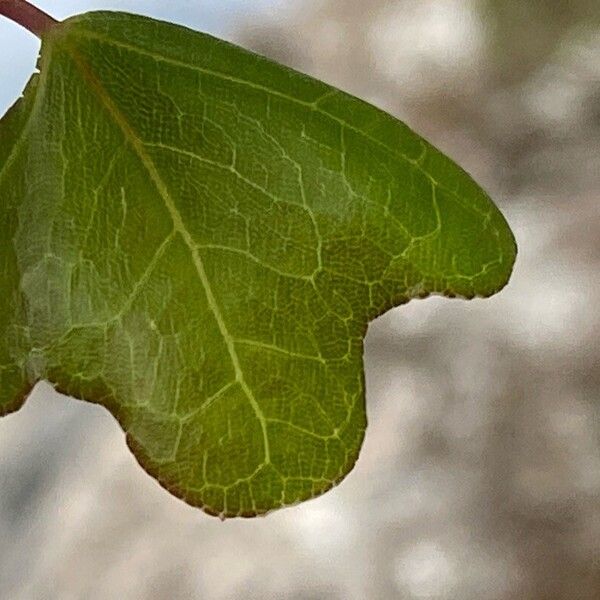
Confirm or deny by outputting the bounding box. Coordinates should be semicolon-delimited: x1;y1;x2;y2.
67;45;272;466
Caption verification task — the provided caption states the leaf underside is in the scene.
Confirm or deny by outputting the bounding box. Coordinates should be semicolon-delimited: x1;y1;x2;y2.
0;12;516;518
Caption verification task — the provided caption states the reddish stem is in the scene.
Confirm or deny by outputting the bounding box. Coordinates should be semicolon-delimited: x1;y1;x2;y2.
0;0;58;37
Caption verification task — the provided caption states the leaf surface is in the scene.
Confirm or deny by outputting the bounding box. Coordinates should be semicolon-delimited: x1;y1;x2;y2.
0;12;516;517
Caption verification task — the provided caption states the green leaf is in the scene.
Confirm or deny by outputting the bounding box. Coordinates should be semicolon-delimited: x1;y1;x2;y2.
0;11;516;517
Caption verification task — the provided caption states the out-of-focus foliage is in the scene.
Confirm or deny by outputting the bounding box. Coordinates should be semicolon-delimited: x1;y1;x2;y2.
480;0;600;83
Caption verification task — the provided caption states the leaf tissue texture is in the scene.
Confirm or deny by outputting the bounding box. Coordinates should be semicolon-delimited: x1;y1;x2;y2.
0;12;516;517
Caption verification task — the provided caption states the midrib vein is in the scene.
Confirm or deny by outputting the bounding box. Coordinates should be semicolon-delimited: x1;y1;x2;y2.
67;45;271;463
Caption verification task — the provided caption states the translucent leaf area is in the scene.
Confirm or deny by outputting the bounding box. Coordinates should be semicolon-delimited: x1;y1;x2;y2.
0;12;516;517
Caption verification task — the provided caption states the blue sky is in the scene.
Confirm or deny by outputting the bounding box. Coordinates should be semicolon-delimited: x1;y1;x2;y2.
0;0;283;114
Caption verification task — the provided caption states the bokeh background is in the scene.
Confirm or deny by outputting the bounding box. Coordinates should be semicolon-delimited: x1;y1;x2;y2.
1;1;599;598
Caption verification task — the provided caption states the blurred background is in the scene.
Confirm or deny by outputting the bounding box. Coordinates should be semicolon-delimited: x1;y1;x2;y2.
1;0;599;598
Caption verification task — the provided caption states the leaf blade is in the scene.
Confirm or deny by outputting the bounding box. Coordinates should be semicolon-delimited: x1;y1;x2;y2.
0;11;516;516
